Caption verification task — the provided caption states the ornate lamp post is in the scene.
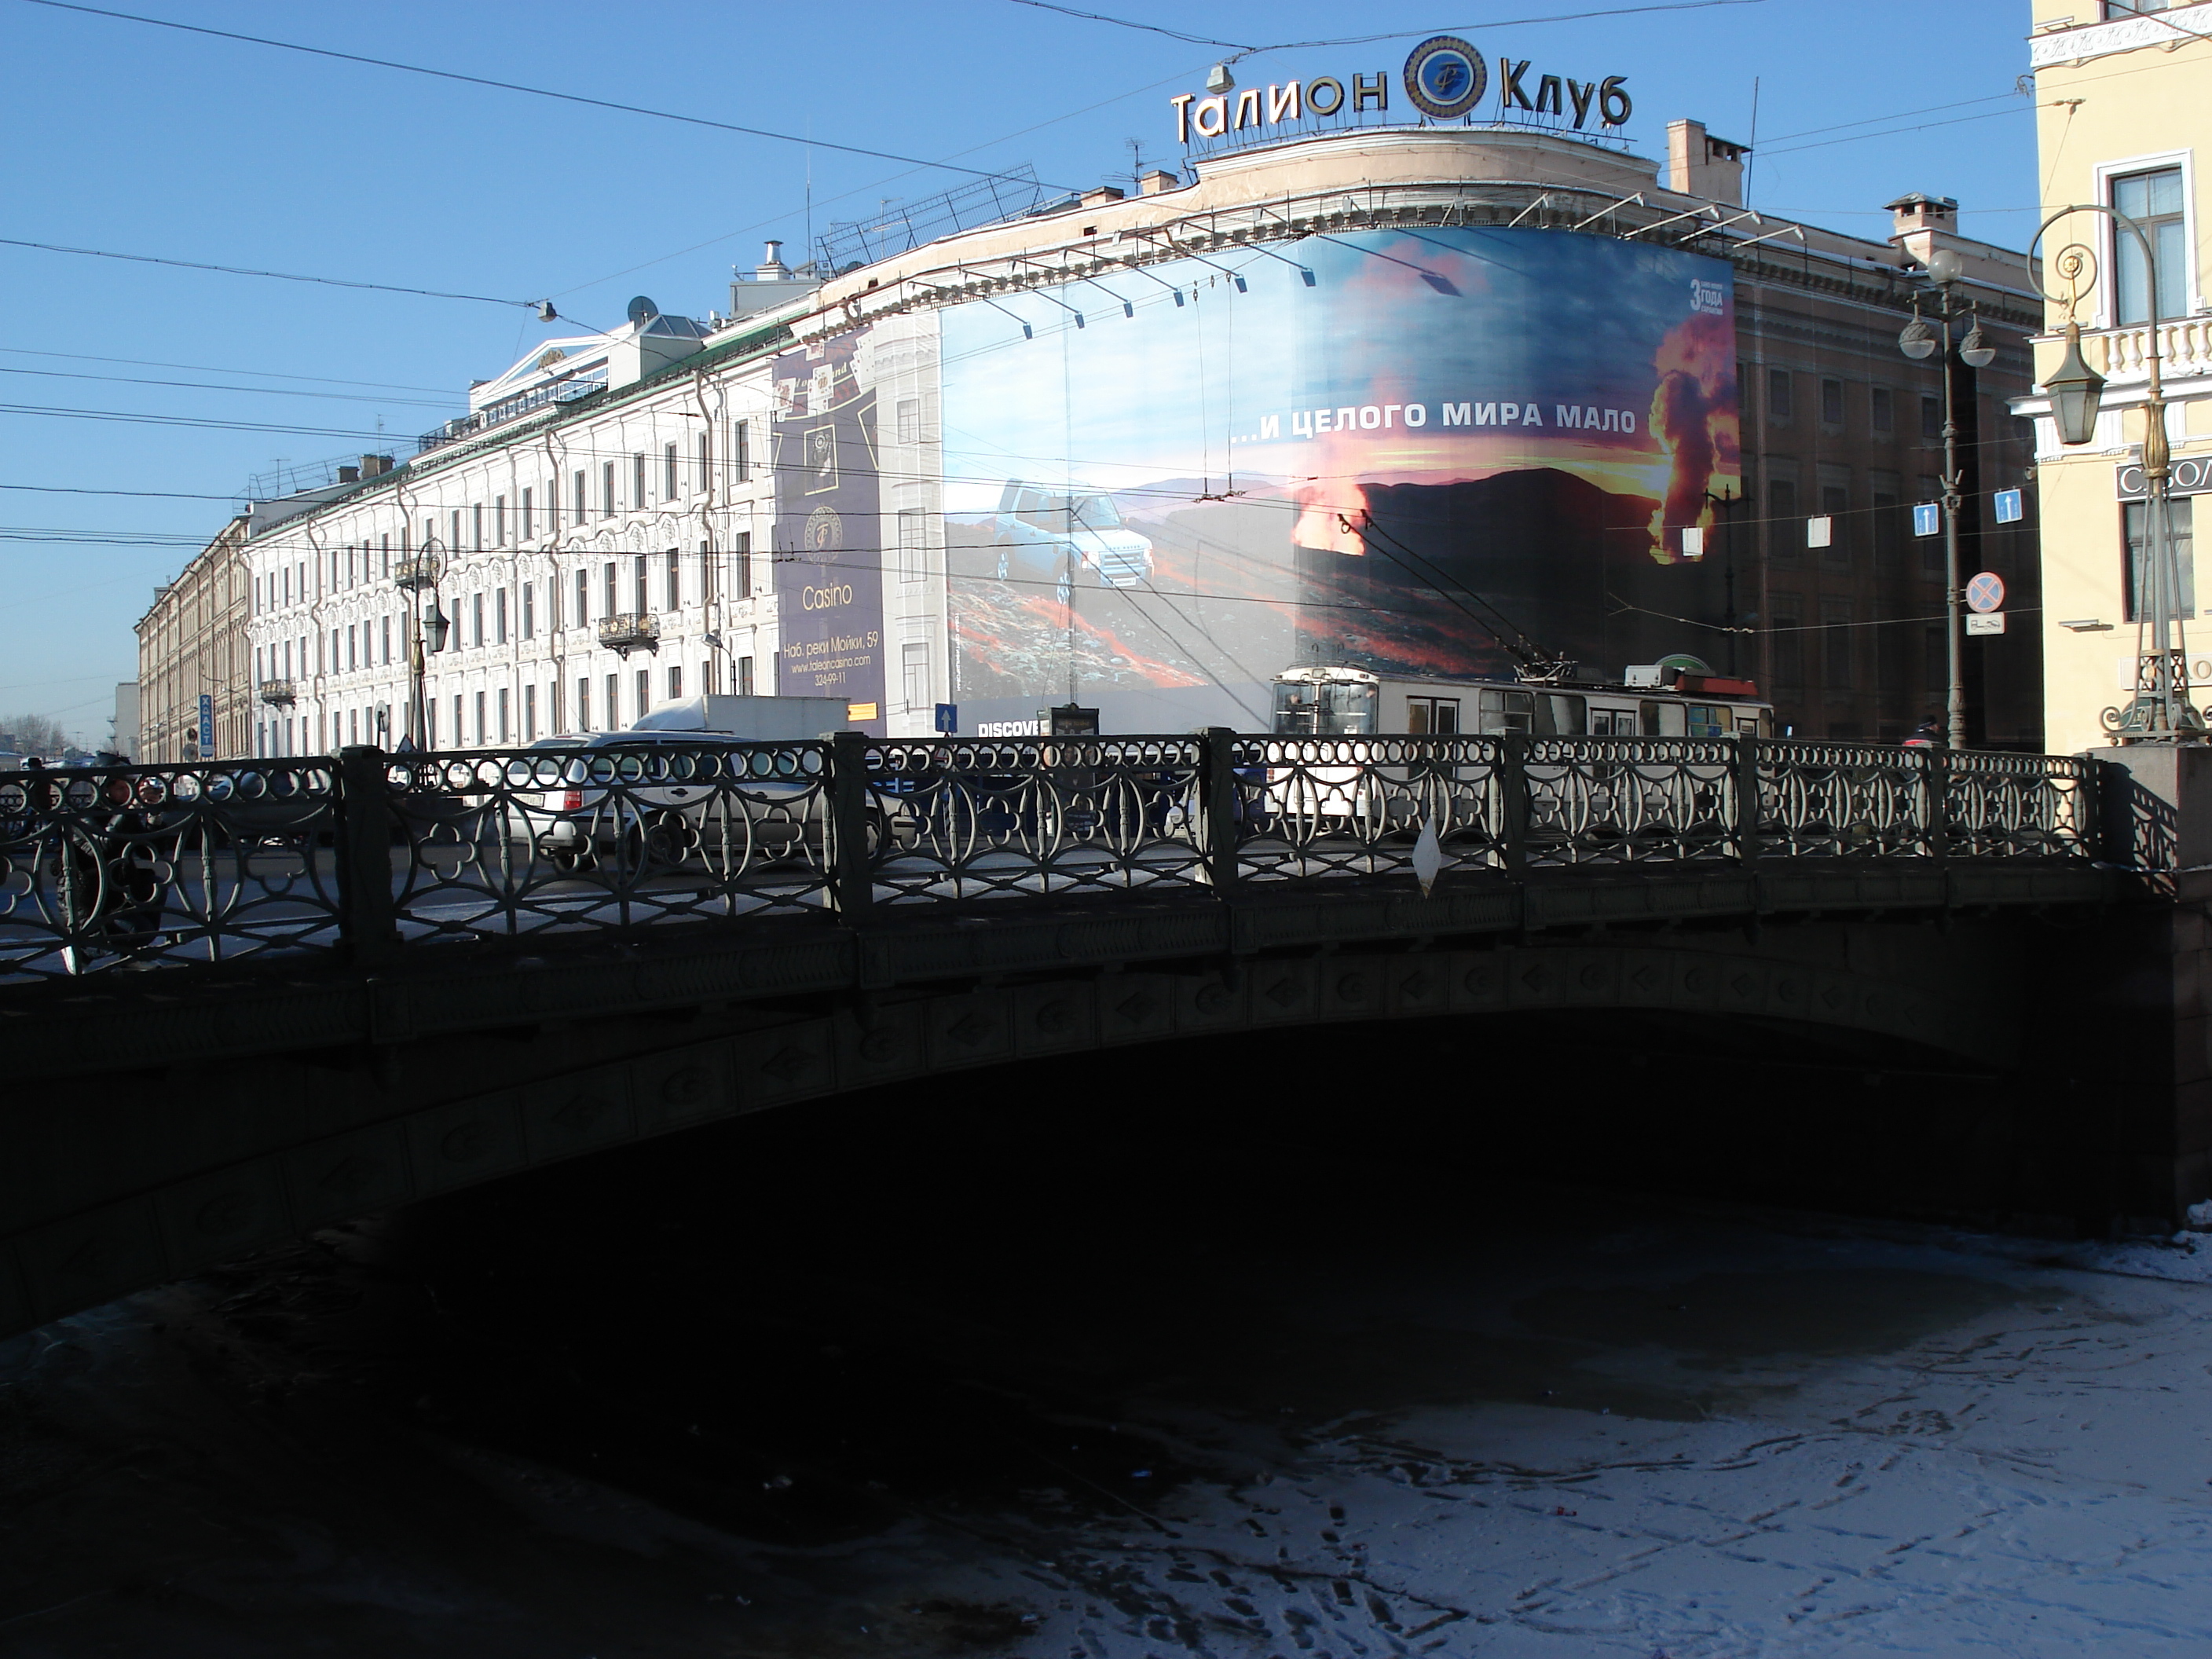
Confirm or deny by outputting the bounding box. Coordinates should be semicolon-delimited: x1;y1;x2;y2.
1897;247;1998;749
394;542;450;750
2031;203;2196;742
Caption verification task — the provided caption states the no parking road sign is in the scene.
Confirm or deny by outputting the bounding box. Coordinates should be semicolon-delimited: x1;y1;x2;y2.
1965;572;2005;615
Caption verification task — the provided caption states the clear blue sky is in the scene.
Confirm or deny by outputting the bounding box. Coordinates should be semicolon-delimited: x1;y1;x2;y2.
0;0;2042;744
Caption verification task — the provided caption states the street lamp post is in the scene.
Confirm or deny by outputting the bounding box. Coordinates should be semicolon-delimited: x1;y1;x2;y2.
394;544;449;750
2029;203;2195;742
1898;247;1997;749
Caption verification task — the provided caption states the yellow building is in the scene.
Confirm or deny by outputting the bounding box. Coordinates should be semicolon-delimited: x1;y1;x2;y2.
2026;2;2212;752
134;515;251;763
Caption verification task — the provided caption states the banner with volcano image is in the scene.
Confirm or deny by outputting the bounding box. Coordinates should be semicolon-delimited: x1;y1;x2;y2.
935;226;1740;733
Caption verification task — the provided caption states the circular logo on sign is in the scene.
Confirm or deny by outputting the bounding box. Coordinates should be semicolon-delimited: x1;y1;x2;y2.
1404;36;1487;120
804;505;844;553
1966;571;2005;614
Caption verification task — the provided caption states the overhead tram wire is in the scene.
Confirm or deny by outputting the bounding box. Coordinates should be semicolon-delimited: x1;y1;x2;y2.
0;236;544;312
1004;0;1769;57
17;0;1076;193
0;344;457;397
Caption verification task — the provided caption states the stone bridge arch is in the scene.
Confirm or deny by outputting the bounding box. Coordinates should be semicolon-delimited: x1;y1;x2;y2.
1;921;2038;1341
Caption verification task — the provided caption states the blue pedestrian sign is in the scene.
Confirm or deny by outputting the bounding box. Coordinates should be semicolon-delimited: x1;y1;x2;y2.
1994;487;2024;525
196;692;214;756
933;702;958;734
1913;503;1941;538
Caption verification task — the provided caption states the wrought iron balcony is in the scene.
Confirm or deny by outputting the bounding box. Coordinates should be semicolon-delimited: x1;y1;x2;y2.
597;612;660;657
258;679;297;705
392;553;445;591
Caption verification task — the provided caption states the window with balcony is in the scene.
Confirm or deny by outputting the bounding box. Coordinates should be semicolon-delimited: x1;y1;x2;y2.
2113;164;2187;326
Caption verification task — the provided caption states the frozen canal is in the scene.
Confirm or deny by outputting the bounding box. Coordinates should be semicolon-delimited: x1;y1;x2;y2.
5;1079;2212;1657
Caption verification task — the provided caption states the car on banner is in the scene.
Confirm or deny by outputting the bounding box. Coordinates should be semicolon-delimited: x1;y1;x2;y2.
989;482;1155;603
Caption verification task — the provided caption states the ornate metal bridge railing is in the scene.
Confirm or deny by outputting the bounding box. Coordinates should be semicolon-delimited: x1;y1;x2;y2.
0;734;2103;983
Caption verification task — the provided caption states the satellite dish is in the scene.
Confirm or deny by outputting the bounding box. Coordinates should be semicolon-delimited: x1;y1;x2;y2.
626;295;660;326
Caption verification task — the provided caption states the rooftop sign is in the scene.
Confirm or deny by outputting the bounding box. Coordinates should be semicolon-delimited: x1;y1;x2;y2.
1171;35;1631;145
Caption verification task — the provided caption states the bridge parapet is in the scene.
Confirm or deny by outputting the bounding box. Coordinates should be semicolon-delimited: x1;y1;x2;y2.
0;734;2103;989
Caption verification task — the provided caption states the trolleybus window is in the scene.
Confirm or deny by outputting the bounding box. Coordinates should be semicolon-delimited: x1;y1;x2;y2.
1272;678;1377;734
1477;690;1586;735
1406;697;1460;734
1687;703;1729;738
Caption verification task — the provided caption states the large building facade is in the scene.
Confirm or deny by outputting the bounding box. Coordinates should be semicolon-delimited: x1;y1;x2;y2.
2024;2;2211;753
134;515;251;762
235;96;2041;749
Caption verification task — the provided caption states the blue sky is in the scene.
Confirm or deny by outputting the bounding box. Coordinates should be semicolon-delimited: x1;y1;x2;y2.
0;0;2043;743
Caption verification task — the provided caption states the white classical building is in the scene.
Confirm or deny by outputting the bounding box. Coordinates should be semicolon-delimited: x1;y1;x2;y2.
244;258;833;756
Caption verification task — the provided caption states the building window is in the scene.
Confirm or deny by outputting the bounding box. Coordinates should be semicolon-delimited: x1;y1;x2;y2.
696;431;710;490
1771;598;1802;689
1870;386;1893;434
453;694;463;748
902;642;929;710
2113;164;2187;326
607;672;621;730
1872;489;1902;573
577;676;591;731
496;587;509;645
735;530;753;597
1818;483;1850;571
636;668;650;719
521;488;533;541
665;442;679;499
734;419;750;483
2125;497;2197;621
1767;477;1799;567
577;568;590;625
738;654;755;696
472;591;485;649
668;664;683;701
602;461;615;518
347;624;357;670
496;495;507;545
635;555;649;615
497;687;510;744
473;504;484;551
896;397;922;445
1921;394;1941;441
523;583;536;639
1820;378;1843;427
1822;600;1853;688
633;452;646;509
667;548;681;610
551;678;564;734
898;508;926;582
1767;367;1793;423
573;470;587;526
603;562;617;617
525;683;537;742
451;508;462;553
474;690;486;744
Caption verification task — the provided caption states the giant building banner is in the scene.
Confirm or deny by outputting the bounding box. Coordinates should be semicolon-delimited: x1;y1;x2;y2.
795;227;1740;733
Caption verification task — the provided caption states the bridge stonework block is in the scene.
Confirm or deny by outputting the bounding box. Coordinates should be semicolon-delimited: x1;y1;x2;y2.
837;1004;930;1084
926;994;1014;1070
734;1022;836;1108
522;1075;637;1164
16;1199;169;1328
156;1157;291;1276
635;1044;736;1137
1248;960;1317;1024
1099;975;1178;1046
405;1093;529;1198
1174;971;1247;1035
283;1123;412;1230
1013;984;1098;1056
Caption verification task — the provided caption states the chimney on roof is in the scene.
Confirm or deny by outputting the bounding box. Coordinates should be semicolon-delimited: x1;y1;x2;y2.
757;239;792;280
1666;119;1749;207
1137;168;1178;196
1082;185;1126;207
337;465;361;485
359;454;394;478
1886;192;1960;268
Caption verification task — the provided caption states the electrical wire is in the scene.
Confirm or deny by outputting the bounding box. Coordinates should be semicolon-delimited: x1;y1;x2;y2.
1005;0;1769;57
0;343;456;396
16;0;1071;192
0;235;542;309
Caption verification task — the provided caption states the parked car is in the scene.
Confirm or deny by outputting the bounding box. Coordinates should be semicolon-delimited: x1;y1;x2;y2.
509;732;830;871
990;482;1154;603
